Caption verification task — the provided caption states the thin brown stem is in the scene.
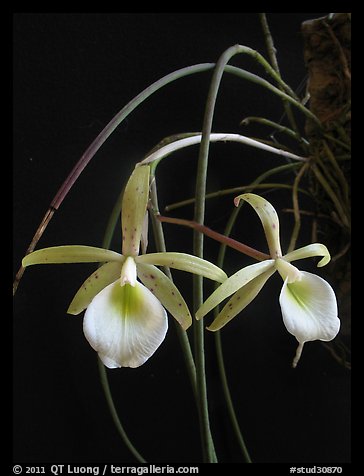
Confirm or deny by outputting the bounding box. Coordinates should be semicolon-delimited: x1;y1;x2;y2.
157;215;270;262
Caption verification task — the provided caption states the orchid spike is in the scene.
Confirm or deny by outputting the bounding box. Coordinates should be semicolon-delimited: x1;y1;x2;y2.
197;193;340;367
22;164;227;368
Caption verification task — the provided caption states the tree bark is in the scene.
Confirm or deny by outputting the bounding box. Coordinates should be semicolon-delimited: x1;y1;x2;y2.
301;13;351;366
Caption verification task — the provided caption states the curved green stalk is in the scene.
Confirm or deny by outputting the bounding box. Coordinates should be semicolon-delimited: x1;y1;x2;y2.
225;65;321;128
98;358;147;463
287;163;310;253
258;13;301;140
148;176;198;403
192;43;270;463
192;45;250;464
165;181;306;212
240;116;307;143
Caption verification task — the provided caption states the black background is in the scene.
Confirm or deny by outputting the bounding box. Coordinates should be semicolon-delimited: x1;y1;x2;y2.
13;13;351;464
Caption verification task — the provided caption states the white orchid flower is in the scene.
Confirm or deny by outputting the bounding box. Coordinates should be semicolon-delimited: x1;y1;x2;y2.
22;165;227;368
196;193;340;367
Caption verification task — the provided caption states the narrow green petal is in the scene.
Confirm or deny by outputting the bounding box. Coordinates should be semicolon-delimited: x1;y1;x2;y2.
135;252;227;283
22;245;123;267
121;165;150;256
283;243;331;267
137;262;192;330
68;261;123;315
207;267;275;331
83;281;168;368
196;259;275;320
235;193;282;258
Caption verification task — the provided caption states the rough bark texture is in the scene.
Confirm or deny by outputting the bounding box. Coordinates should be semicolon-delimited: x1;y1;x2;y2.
302;13;351;367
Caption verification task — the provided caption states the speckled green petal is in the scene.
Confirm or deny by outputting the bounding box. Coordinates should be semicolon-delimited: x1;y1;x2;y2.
207;267;275;331
283;243;331;267
196;259;275;320
68;261;124;315
135;252;227;283
137;262;192;330
22;245;123;267
121;165;150;256
235;193;282;258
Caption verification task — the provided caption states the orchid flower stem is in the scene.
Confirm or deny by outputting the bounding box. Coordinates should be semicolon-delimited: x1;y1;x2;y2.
149;178;198;403
157;215;270;262
97;358;147;463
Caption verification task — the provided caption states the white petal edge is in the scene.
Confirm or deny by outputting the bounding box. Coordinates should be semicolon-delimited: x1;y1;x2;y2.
196;259;275;320
83;280;168;368
279;271;340;344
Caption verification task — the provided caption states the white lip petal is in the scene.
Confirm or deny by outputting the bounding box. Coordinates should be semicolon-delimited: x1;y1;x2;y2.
279;271;340;344
83;280;168;368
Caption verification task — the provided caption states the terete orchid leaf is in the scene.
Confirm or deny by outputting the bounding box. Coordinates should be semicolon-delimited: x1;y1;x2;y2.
68;261;124;315
135;252;228;283
137;262;192;330
83;281;168;368
22;245;124;266
121;165;150;257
